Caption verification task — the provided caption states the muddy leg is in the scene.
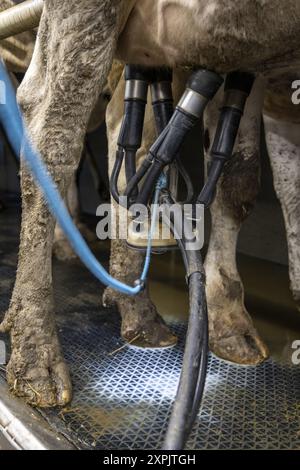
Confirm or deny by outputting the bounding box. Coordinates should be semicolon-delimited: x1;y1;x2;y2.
204;78;269;365
53;172;80;261
0;0;119;406
264;115;300;309
103;236;177;348
103;70;180;348
53;91;111;261
53;168;97;261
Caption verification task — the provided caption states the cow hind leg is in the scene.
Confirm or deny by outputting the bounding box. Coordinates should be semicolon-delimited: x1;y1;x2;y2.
53;172;80;261
103;71;178;348
204;79;269;365
264;115;300;309
103;237;177;348
0;0;119;406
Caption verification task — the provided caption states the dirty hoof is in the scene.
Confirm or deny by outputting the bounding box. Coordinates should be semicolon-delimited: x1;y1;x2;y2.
210;329;269;366
6;348;72;407
122;317;177;349
206;269;269;366
53;238;76;261
103;288;177;348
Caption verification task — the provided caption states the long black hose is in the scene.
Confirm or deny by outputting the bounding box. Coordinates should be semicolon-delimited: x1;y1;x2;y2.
174;158;195;204
110;148;124;205
161;192;208;450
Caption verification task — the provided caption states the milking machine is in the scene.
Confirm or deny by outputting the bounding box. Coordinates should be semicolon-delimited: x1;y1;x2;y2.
110;66;223;449
109;65;255;449
111;66;194;210
0;0;256;451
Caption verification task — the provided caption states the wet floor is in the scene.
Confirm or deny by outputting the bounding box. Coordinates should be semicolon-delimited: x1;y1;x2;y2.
148;249;300;364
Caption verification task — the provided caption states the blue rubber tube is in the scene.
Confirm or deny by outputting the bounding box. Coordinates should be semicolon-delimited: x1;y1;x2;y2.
0;60;146;296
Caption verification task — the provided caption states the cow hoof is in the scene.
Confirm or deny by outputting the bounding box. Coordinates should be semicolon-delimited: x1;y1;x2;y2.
6;343;72;408
7;358;72;407
103;288;177;348
53;238;76;261
206;270;269;366
122;316;177;349
210;329;269;366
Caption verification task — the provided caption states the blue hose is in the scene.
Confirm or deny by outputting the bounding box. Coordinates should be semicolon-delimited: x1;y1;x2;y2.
0;59;159;296
0;61;23;157
140;173;167;282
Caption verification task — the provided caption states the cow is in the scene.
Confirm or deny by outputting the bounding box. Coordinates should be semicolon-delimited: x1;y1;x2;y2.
0;0;299;407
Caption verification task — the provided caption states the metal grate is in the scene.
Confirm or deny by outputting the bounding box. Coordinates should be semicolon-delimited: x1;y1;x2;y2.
39;315;300;450
0;209;300;450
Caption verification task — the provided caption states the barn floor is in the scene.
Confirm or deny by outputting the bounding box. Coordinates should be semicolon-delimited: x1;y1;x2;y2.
0;206;300;450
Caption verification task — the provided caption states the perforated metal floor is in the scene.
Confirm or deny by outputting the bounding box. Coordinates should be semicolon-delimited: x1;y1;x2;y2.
0;208;300;450
42;316;300;450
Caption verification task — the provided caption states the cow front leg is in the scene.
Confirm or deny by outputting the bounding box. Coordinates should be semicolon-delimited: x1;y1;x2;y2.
0;167;72;406
0;0;120;406
103;70;177;348
204;78;269;365
264;115;300;309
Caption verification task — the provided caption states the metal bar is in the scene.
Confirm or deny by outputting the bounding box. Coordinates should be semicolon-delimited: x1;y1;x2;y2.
0;0;43;40
0;376;74;450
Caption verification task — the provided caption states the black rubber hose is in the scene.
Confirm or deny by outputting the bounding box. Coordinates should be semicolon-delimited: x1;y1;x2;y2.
197;72;255;208
135;111;198;206
197;158;223;207
124;125;171;200
124;149;138;203
125;149;137;183
124;158;152;200
152;96;194;204
175;159;195;204
160;192;208;450
110;148;124;206
186;313;208;436
135;159;164;207
152;100;174;135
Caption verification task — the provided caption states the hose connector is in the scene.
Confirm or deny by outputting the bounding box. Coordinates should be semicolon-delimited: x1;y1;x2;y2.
134;279;146;291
